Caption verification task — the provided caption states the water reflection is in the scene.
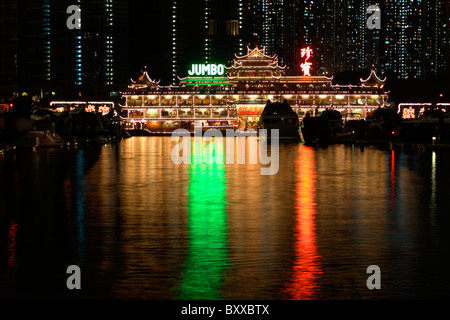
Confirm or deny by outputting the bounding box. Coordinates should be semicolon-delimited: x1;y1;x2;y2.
7;219;18;275
1;138;450;299
284;146;322;299
73;150;86;266
177;139;230;300
430;151;437;227
387;150;397;227
6;165;20;278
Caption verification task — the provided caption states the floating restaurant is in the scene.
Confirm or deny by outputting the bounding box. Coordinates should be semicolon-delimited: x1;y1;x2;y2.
120;46;388;132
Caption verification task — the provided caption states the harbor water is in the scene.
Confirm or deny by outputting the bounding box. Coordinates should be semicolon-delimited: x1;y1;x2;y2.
1;137;449;299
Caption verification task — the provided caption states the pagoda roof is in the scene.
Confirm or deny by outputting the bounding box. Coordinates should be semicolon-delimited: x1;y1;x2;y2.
226;46;287;74
130;67;161;88
234;45;278;60
360;67;386;85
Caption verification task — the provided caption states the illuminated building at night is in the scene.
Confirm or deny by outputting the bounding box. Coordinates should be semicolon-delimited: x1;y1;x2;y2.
0;0;129;96
120;46;388;132
73;0;130;88
171;0;245;85
240;1;449;79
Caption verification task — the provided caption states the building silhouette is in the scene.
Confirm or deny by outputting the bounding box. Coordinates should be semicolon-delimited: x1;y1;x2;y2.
0;0;130;97
240;0;449;79
2;0;448;97
171;0;246;85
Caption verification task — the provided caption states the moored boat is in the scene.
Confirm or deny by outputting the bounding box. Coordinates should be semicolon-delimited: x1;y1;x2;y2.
258;100;301;141
14;130;65;148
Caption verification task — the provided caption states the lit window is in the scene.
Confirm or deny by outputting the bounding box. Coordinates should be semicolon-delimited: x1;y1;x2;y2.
226;20;239;36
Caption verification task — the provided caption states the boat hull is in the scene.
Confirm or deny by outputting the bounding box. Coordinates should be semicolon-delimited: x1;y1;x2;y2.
15;130;65;148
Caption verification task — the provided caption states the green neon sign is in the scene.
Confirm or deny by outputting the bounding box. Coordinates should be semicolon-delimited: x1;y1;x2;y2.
188;64;226;76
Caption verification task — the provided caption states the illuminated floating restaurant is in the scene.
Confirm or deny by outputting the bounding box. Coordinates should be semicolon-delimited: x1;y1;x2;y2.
120;46;389;132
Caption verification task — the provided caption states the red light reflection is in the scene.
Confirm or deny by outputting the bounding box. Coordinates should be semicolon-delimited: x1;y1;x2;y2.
284;146;321;299
390;150;396;199
8;219;18;273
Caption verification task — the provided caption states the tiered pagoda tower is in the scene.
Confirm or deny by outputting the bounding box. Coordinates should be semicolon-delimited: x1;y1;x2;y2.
128;67;161;92
226;46;287;81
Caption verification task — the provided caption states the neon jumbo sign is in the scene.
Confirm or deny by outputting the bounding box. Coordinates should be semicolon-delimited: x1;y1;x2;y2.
188;64;225;76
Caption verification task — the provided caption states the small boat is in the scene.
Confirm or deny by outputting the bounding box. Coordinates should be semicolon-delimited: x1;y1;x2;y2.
258;100;301;141
15;130;65;148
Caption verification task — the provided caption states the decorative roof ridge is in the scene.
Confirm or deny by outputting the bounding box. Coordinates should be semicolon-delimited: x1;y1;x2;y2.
360;66;386;84
131;66;161;86
234;45;277;60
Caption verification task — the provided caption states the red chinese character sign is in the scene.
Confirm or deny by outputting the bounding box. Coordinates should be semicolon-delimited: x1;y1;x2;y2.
300;47;313;76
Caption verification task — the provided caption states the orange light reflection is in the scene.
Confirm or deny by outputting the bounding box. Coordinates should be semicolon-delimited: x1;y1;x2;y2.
284;146;322;299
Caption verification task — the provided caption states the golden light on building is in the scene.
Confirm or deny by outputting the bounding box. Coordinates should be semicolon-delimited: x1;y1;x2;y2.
120;46;388;132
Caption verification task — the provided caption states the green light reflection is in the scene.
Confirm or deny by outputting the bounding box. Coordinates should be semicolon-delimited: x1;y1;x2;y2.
177;139;230;300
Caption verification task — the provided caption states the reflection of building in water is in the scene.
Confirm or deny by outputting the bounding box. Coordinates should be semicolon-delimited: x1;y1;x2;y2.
75;140;191;298
120;46;388;132
284;146;321;299
177;140;229;299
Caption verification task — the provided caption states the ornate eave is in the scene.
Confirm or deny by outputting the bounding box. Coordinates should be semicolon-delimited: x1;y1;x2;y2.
360;67;386;86
129;67;161;90
234;45;277;60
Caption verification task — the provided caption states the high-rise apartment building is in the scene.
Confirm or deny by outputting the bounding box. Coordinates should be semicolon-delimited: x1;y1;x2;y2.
76;0;129;88
421;0;448;77
382;0;449;79
0;0;129;96
171;0;204;84
171;0;245;85
0;0;52;93
446;0;450;73
384;1;422;79
0;1;19;92
241;1;377;76
242;0;285;64
204;0;245;64
240;0;447;79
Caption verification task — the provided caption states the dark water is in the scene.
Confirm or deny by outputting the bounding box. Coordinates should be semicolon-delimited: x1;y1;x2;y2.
1;137;449;300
